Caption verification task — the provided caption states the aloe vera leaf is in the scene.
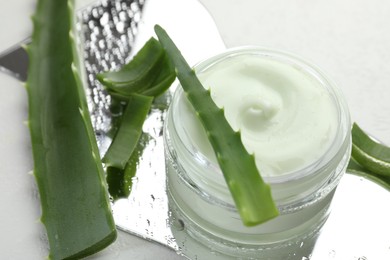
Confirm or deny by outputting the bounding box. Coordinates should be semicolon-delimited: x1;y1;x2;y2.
348;158;390;191
97;37;164;95
141;72;176;97
106;68;175;101
351;123;390;177
104;70;175;101
347;156;367;172
103;94;153;169
140;52;176;97
347;125;390;190
107;133;150;200
106;166;127;200
352;123;390;162
99;47;175;101
26;0;116;259
154;25;279;226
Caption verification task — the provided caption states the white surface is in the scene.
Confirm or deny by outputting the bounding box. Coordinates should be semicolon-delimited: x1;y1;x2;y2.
0;0;96;53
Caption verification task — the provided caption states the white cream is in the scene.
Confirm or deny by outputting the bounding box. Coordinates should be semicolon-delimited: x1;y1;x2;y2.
177;54;339;177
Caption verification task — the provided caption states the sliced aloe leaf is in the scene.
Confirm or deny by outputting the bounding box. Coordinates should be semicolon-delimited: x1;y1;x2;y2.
99;44;175;101
103;94;153;169
154;25;278;226
97;37;164;95
141;52;176;97
352;123;390;162
348;158;390;192
106;133;150;200
347;156;367;172
351;123;390;177
26;0;116;259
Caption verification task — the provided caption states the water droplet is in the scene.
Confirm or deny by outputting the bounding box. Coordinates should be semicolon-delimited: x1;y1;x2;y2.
100;13;109;26
328;250;336;258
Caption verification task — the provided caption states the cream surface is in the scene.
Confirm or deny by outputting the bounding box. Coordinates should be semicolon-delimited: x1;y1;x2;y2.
177;54;339;176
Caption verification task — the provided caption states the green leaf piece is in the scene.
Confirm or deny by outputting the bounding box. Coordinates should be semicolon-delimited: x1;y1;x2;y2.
97;37;165;95
98;40;176;101
140;52;176;97
106;133;150;200
26;0;116;259
351;123;390;177
347;156;366;172
347;123;390;191
154;25;279;226
103;94;153;169
106;166;128;200
351;123;390;162
98;37;175;201
348;158;390;192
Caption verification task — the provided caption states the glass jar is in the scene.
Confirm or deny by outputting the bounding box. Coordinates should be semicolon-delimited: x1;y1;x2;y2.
164;47;351;259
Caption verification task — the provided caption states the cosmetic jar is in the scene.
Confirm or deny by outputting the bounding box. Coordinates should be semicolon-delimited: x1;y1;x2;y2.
164;47;351;259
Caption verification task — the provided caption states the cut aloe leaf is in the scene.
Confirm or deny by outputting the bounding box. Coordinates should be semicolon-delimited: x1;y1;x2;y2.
351;123;390;177
141;52;176;97
26;0;116;259
98;42;175;101
98;38;175;199
106;133;150;200
97;37;165;95
347;156;366;172
352;123;390;162
155;25;279;226
348;158;390;191
348;123;390;191
103;94;153;169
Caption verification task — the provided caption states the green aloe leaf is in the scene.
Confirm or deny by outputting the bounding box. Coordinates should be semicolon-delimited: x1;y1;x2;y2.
154;25;279;226
107;133;150;200
26;0;116;259
98;38;176;101
348;123;390;191
140;52;176;97
98;37;175;200
351;123;390;177
348;158;390;191
103;94;153;169
97;37;165;95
